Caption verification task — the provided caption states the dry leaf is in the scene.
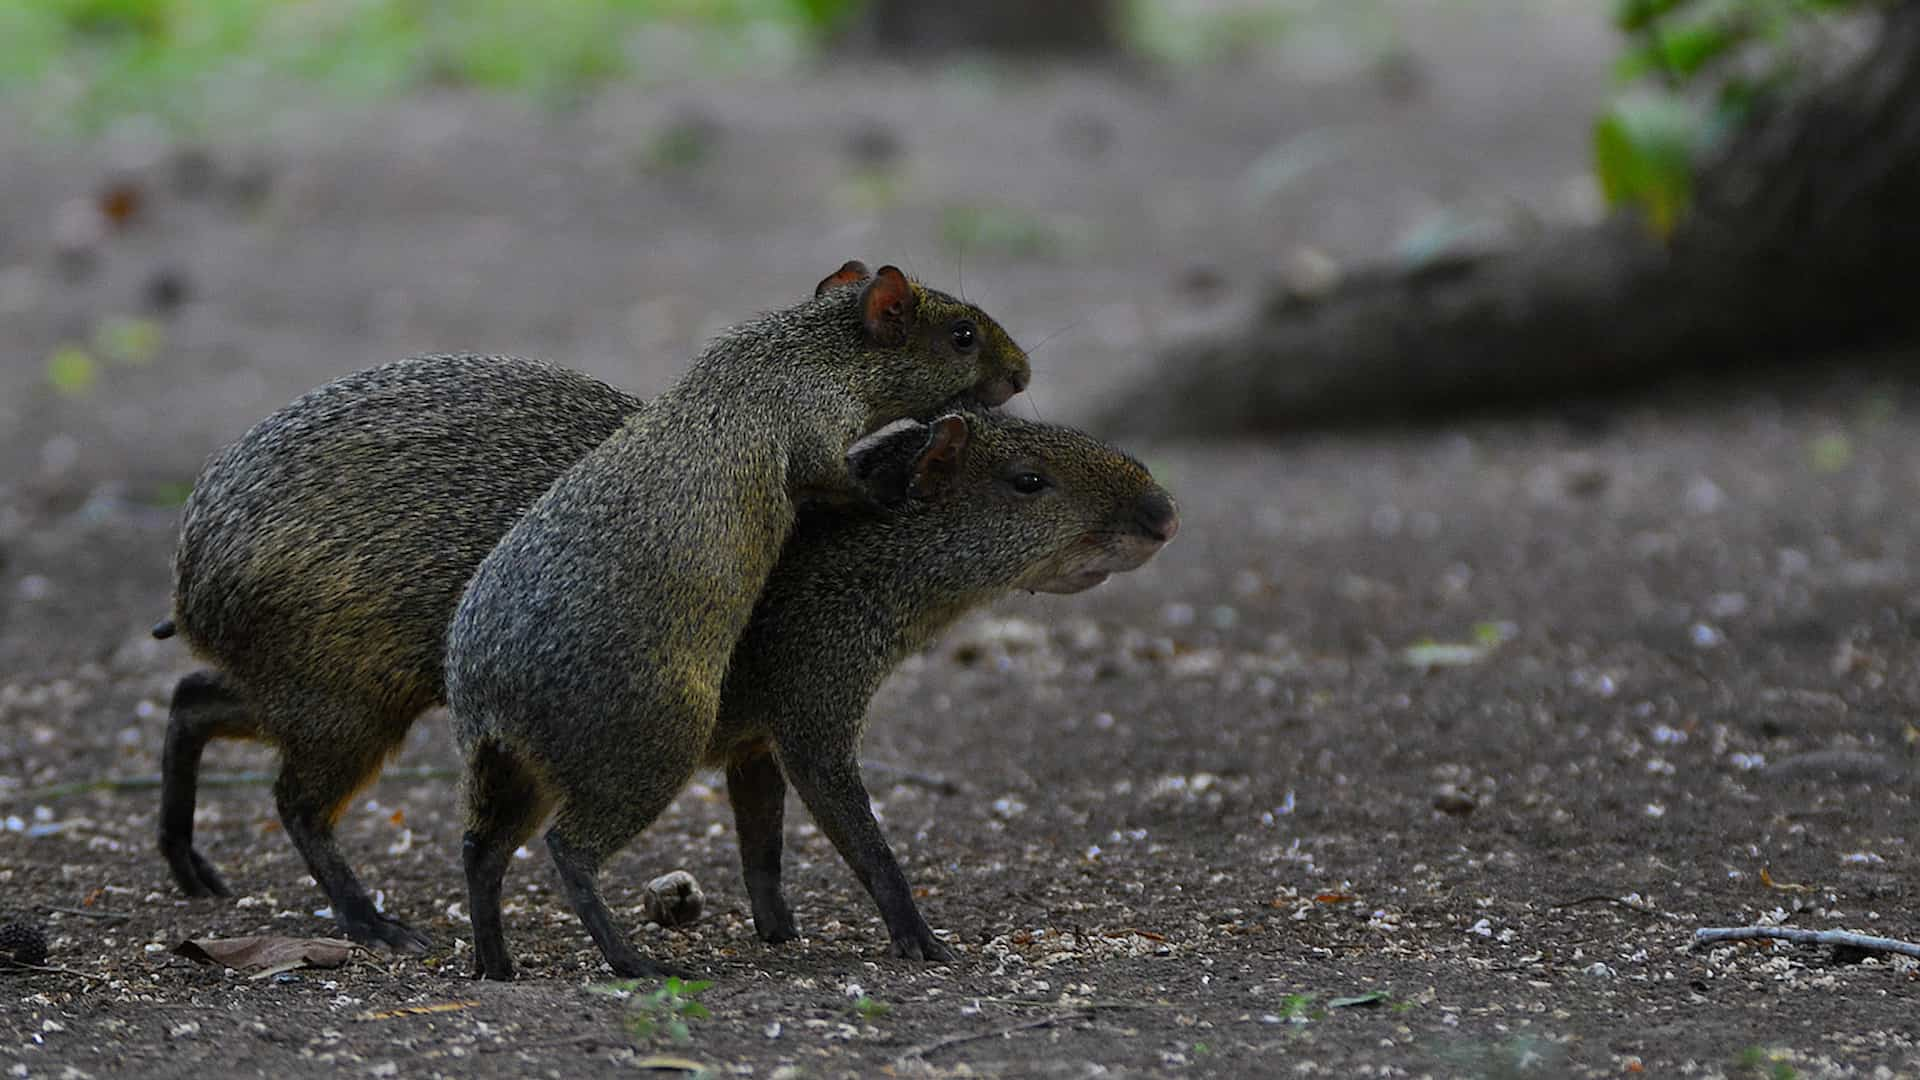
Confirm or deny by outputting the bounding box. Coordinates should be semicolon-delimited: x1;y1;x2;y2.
173;936;355;973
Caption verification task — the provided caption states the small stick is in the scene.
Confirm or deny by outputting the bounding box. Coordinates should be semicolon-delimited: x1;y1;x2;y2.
1692;926;1920;959
859;760;963;795
1;963;109;983
896;1011;1091;1062
14;766;458;803
1549;894;1663;916
38;905;130;923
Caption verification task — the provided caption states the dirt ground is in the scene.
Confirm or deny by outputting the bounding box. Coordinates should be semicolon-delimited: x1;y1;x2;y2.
2;4;1917;1077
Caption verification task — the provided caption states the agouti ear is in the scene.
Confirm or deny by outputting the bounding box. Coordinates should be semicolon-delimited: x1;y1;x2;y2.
845;418;929;506
860;265;917;347
908;414;970;499
814;259;870;297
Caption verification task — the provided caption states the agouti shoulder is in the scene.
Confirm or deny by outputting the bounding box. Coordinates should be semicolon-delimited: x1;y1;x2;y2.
448;262;1031;980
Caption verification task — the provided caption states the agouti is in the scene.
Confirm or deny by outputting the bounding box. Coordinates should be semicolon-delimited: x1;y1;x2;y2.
461;407;1175;978
688;409;1175;974
157;354;643;952
443;262;1031;978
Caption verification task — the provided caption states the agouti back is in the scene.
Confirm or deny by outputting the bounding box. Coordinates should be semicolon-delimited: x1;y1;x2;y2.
444;263;1030;978
159;354;643;951
459;406;1176;978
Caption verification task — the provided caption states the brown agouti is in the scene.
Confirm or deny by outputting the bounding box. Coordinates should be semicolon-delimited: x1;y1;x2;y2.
694;409;1176;971
459;405;1176;979
444;263;1032;978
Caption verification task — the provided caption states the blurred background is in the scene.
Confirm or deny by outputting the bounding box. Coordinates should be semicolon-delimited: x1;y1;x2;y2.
3;4;1919;1071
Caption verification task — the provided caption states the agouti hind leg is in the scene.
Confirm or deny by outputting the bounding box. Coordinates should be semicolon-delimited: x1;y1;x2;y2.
462;738;554;981
159;669;257;898
270;700;430;954
778;740;956;962
546;799;696;981
725;745;799;944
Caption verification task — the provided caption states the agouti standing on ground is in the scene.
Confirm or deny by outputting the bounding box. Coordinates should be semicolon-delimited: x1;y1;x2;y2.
156;354;643;952
445;263;1029;978
672;408;1176;976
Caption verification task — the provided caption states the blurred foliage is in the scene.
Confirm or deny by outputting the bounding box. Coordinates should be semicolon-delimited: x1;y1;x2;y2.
0;0;861;133
1596;0;1881;235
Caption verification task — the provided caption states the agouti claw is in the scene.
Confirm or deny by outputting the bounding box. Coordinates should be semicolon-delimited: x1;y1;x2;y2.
891;934;958;963
344;914;432;955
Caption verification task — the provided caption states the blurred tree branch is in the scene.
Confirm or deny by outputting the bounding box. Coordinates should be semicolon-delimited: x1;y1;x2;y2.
1099;1;1920;438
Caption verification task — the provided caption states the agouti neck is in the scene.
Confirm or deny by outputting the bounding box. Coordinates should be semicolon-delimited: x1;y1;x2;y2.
657;355;867;492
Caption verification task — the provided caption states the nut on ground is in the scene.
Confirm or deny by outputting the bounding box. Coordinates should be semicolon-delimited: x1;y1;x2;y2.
642;871;704;929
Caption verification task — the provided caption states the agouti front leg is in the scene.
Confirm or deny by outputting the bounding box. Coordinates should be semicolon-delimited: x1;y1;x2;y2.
777;740;956;962
725;745;799;944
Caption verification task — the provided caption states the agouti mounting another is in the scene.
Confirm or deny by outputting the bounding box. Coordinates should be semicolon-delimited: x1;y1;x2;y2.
444;262;1034;979
156;260;1027;953
156;352;1175;974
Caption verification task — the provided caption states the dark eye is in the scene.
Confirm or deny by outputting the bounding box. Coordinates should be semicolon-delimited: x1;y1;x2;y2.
1010;471;1050;495
950;322;977;350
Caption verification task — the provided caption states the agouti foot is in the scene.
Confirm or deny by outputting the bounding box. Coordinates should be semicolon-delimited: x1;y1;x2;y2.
341;913;432;954
753;908;800;945
890;933;957;963
162;844;232;899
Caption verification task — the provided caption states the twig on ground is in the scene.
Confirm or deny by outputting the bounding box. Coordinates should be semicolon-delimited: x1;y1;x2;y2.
859;760;963;795
896;1010;1092;1062
38;905;130;922
967;995;1177;1011
14;766;457;802
1550;894;1663;916
1;963;109;982
1692;926;1920;960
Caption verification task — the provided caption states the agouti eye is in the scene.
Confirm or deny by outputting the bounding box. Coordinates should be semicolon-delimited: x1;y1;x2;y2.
1010;471;1050;495
950;322;977;350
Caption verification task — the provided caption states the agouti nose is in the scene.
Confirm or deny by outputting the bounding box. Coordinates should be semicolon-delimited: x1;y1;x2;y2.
1135;490;1180;543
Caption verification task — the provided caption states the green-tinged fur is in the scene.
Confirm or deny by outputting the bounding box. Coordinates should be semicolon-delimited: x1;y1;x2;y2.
446;269;1032;979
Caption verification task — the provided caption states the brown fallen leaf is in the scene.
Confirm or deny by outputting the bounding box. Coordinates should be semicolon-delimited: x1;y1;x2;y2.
1314;892;1359;904
172;935;356;973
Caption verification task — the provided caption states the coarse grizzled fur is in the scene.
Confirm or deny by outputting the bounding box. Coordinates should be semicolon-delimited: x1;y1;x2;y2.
160;354;642;952
446;264;1032;980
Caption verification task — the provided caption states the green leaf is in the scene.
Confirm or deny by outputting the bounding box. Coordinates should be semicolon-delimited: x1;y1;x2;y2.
1593;94;1705;235
47;344;98;394
1614;0;1697;32
94;314;164;365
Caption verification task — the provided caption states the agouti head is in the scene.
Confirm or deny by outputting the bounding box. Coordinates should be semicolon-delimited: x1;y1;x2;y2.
812;260;1032;421
849;409;1178;595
